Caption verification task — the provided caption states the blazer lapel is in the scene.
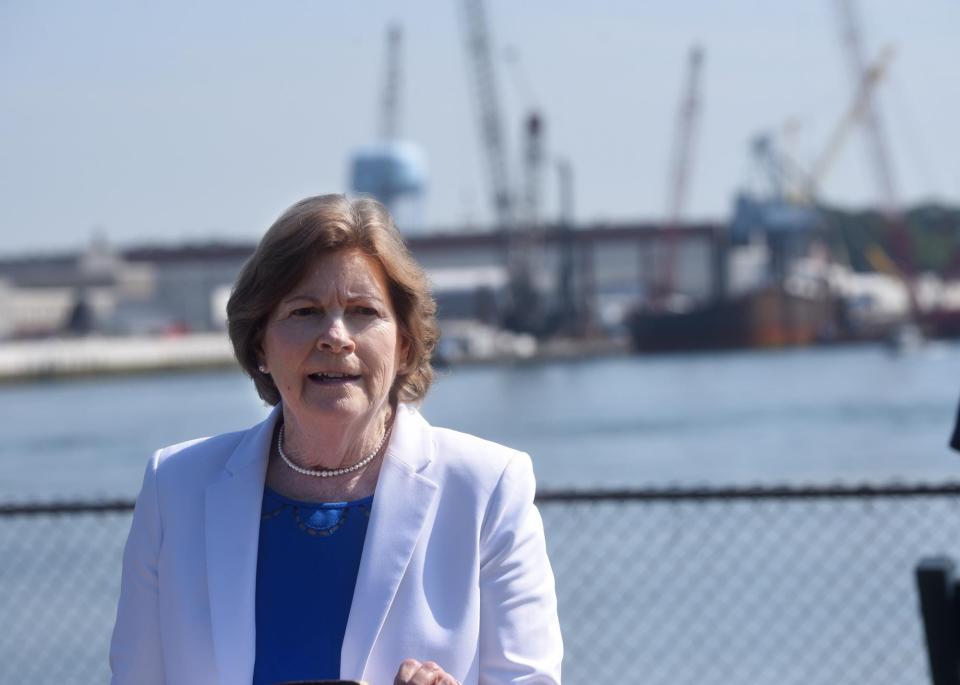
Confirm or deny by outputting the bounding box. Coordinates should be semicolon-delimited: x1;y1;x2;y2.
205;407;278;685
340;404;439;681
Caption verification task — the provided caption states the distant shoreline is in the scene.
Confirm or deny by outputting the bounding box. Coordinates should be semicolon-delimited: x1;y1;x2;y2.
0;334;238;384
0;332;635;384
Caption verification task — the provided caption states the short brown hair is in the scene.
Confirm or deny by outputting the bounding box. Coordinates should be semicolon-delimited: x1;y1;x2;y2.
227;194;438;405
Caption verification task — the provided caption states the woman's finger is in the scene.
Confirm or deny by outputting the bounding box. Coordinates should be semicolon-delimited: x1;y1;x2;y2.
394;657;462;685
394;657;423;684
408;660;444;685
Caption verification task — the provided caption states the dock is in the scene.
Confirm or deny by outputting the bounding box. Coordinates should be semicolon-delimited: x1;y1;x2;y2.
0;334;237;382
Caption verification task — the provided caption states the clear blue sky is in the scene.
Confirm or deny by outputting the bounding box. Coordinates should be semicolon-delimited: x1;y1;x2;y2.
2;0;958;255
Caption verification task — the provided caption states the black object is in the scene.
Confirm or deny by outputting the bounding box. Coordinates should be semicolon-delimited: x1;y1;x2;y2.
916;557;960;685
950;398;960;452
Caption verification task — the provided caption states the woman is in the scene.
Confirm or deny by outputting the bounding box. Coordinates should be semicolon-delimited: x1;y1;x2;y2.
110;194;563;685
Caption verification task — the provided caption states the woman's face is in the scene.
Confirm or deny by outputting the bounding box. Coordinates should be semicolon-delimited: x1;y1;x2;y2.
259;248;406;434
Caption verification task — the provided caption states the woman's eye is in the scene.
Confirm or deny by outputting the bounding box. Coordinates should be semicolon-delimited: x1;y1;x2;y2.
290;307;316;317
351;306;379;316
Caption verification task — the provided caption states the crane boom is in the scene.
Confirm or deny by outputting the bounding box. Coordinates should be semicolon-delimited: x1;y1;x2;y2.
802;45;895;201
655;45;704;302
666;46;704;227
835;0;918;326
461;0;514;230
835;0;899;218
379;24;403;141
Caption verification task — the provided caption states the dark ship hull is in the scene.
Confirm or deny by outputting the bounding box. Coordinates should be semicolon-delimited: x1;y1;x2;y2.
626;287;837;352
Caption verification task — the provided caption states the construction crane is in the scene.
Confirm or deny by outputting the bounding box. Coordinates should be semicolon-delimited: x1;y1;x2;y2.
502;44;551;328
653;45;704;305
521;112;545;249
461;0;515;232
835;0;900;221
554;157;585;334
502;110;548;333
834;0;919;330
800;45;896;203
379;23;403;141
462;0;555;334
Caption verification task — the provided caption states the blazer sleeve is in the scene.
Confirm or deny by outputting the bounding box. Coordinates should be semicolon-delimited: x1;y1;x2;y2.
478;452;563;684
110;451;165;685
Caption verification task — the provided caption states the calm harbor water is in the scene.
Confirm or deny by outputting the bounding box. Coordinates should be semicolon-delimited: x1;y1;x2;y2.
4;341;960;684
1;341;959;502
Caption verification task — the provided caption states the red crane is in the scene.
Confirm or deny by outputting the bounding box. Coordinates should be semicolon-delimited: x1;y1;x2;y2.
654;45;705;307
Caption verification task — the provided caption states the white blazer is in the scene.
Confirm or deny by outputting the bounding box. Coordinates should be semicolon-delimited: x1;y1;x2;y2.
110;403;563;685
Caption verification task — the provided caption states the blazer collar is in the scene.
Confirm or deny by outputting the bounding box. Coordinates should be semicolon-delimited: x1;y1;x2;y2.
222;403;281;476
383;402;435;474
205;404;279;685
340;403;439;681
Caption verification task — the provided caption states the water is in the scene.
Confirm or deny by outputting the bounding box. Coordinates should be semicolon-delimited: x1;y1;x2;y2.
2;341;959;501
3;341;960;684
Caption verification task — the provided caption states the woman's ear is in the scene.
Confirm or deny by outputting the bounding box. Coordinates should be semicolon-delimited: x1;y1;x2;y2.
255;343;268;375
397;333;412;374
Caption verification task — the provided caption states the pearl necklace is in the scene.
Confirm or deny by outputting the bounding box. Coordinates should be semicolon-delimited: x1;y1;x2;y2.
276;423;389;478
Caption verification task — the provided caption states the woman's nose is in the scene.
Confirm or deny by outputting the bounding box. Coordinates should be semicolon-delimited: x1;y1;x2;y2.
316;316;354;353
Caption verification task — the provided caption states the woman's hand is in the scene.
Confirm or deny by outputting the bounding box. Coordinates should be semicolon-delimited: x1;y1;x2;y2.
393;658;459;685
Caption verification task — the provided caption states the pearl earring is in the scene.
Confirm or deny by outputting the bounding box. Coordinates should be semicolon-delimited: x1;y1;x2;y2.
258;365;269;374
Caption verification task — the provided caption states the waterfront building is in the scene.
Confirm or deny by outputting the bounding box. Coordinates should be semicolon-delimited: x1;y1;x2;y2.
0;223;722;340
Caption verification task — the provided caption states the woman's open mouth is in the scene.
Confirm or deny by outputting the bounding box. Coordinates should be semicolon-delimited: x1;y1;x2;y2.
307;372;361;385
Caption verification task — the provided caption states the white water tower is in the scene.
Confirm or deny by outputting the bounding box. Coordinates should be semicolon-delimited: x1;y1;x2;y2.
349;24;429;235
350;141;427;234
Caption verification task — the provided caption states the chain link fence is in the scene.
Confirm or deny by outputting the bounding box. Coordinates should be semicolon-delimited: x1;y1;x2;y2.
3;485;959;684
540;485;960;685
0;501;132;685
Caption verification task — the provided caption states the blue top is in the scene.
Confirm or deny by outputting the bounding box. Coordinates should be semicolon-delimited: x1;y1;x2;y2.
252;487;373;685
